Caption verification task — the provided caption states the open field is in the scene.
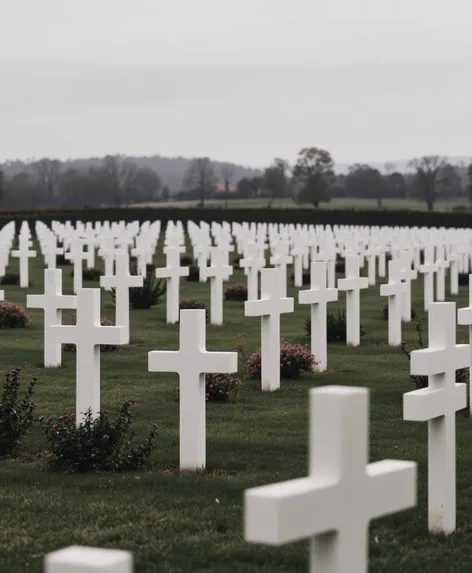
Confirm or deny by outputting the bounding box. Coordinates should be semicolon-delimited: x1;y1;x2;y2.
1;248;472;572
138;197;471;212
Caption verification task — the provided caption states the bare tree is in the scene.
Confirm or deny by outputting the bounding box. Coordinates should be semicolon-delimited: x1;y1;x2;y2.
31;158;62;199
182;157;217;207
219;163;236;208
262;158;290;207
409;155;447;211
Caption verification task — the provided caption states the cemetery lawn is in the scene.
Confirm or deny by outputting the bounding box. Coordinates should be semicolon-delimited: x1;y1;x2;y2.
2;251;472;573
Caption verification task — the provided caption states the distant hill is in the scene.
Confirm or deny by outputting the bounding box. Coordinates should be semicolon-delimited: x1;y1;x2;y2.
2;154;470;190
1;155;263;193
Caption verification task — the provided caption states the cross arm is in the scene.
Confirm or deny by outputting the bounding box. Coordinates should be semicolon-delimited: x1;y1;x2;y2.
366;459;417;519
404;384;467;421
148;350;183;374
245;476;337;545
200;351;238;374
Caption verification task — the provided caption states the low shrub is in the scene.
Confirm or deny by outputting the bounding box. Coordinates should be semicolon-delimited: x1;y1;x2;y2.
0;301;31;328
177;372;242;403
56;253;72;266
186;265;200;282
83;268;101;281
401;321;469;390
224;284;248;301
70;268;101;281
459;273;470;286
179;299;209;322
64;316;118;351
113;258;166;309
40;400;158;474
383;304;416;321
0;369;37;458
0;273;20;285
304;309;365;343
232;254;243;269
290;269;310;285
335;256;345;274
180;254;194;266
247;340;316;379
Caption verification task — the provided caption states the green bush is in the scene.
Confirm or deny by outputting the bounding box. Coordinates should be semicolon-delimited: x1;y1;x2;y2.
40;401;158;474
180;254;194;266
0;369;37;458
305;308;365;343
0;301;31;328
459;273;469;286
186;265;200;282
0;273;21;285
224;284;248;301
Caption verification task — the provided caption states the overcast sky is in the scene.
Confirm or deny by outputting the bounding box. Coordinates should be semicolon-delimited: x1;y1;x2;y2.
1;0;471;168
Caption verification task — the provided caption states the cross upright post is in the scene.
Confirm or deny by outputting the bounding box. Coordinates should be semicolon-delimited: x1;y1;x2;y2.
27;269;77;367
11;238;36;288
48;289;127;424
298;261;338;372
148;309;237;470
403;302;468;534
100;252;143;341
245;268;294;391
67;239;89;293
156;247;189;324
457;278;472;415
398;250;417;322
380;259;408;346
239;241;261;300
245;386;417;573
337;254;368;346
200;248;232;325
419;246;437;311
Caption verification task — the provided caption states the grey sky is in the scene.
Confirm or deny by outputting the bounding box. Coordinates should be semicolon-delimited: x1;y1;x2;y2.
1;0;471;168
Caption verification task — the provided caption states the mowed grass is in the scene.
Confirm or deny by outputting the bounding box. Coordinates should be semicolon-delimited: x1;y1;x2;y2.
1;247;472;572
140;197;471;212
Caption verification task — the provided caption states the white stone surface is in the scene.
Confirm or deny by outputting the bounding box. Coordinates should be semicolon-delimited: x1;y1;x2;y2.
245;386;417;573
45;545;132;573
337;255;368;346
148;309;237;470
27;269;77;367
403;302;468;534
245;268;294;391
101;252;143;341
298;261;338;372
49;289;127;423
380;260;407;346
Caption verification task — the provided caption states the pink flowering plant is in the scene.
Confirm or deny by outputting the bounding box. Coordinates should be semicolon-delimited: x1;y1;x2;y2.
246;339;316;379
0;301;31;328
177;372;242;403
40;400;158;474
224;284;248;301
64;314;118;351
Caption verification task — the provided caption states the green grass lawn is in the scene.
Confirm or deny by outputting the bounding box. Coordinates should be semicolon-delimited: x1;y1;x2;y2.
1;249;472;572
141;197;471;212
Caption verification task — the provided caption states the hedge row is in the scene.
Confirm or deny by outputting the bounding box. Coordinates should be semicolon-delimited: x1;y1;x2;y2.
2;205;472;229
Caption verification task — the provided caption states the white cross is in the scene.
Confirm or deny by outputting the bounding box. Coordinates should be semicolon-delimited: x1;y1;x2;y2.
457;277;472;415
239;241;261;301
155;247;190;324
27;269;77;367
148;309;237;470
398;250;417;322
48;289;127;424
403;302;468;534
245;268;294;391
419;247;437;311
245;386;417;573
11;239;36;288
200;248;232;325
435;246;449;302
67;240;89;293
299;261;338;372
269;244;293;297
380;259;408;346
45;545;133;573
43;242;64;270
100;252;143;342
337;254;368;346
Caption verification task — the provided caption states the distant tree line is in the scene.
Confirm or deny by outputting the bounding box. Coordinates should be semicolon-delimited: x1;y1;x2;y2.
0;150;471;211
